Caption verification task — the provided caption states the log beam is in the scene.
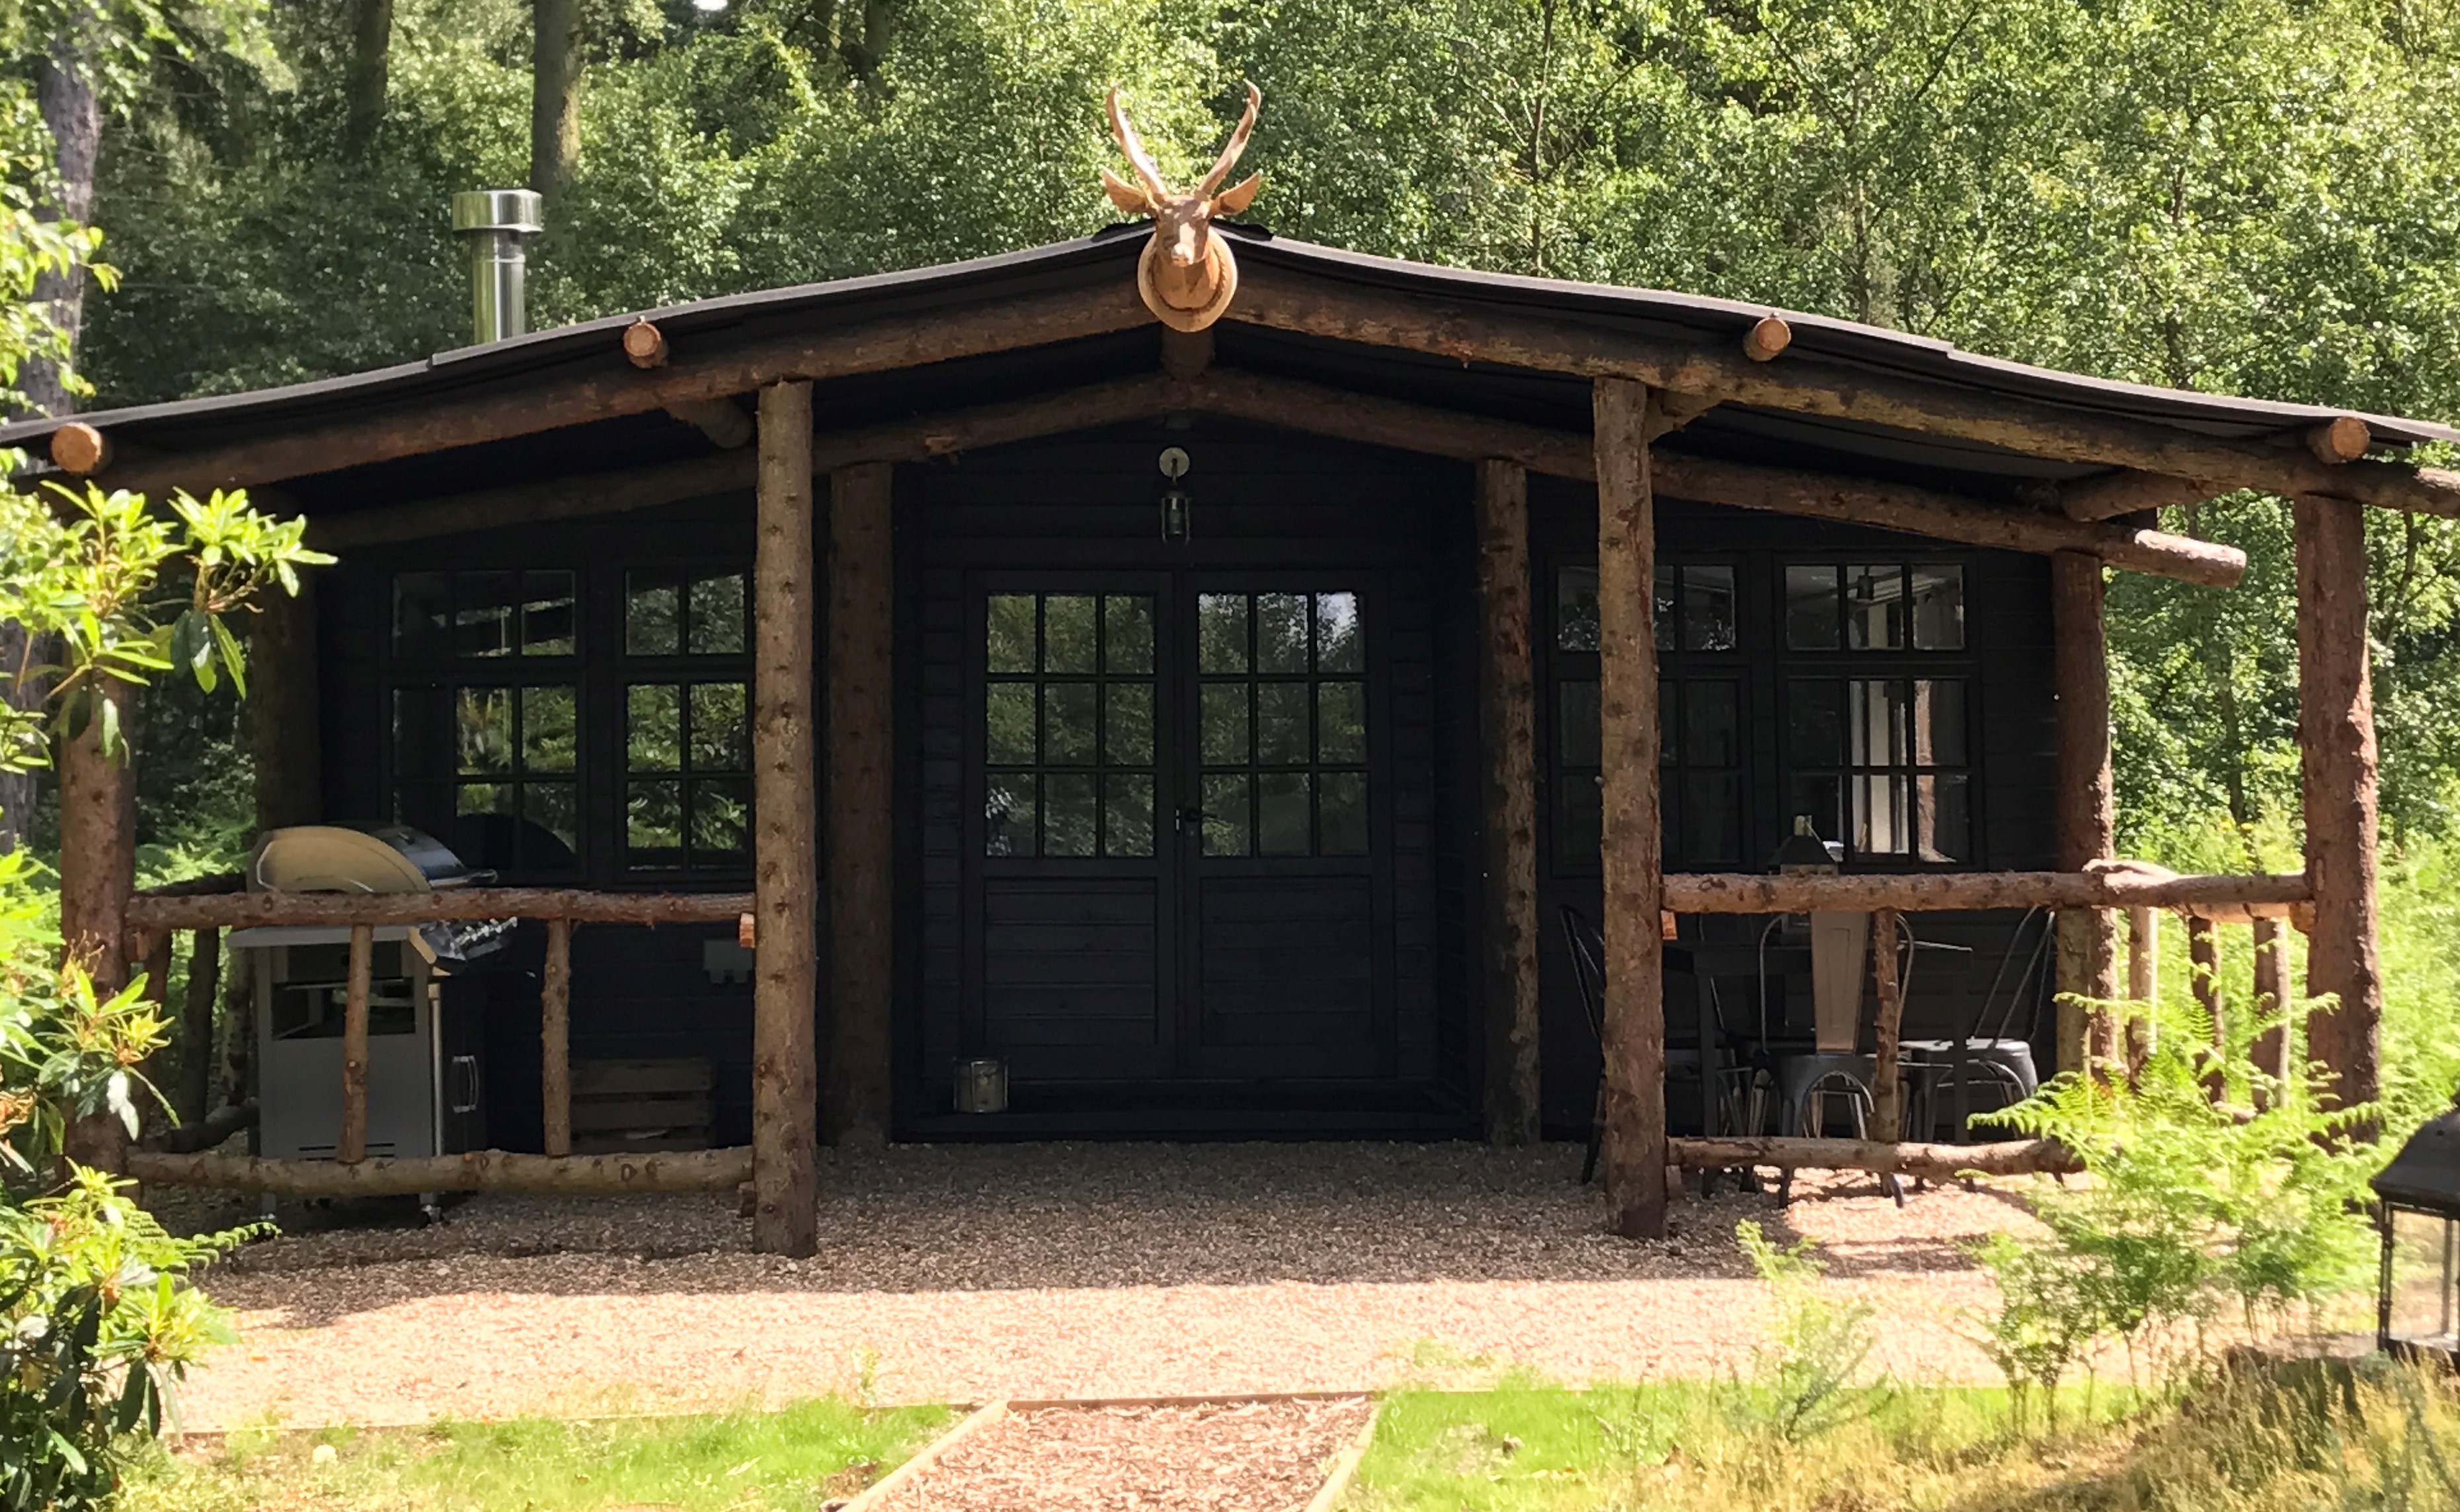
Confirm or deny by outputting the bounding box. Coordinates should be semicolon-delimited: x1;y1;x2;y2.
2057;469;2213;522
337;923;372;1165
2051;552;2118;1076
128;1146;754;1197
1593;377;1667;1240
751;379;820;1256
666;397;754;450
2295;493;2382;1114
1473;458;1540;1146
128;887;753;932
1661;868;2307;915
1671;1135;2080;1181
825;461;894;1146
541;916;573;1158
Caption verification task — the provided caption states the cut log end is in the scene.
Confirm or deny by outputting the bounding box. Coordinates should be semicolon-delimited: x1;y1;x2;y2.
622;319;668;369
2304;415;2371;465
1743;315;1792;362
738;910;756;951
50;421;108;476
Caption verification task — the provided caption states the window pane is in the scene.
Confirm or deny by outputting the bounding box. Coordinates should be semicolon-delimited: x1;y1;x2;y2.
1844;564;1906;651
985;683;1036;765
454;571;520;658
1854;772;1910;854
691;682;749;770
1202;773;1250;856
393;573;450;658
1318;682;1367;763
1917;774;1969;863
1788;680;1844;766
522;571;577;655
1784;565;1839;650
1683;772;1741;863
1045;596;1097;674
1686;680;1739;768
1684;565;1738;652
1198;594;1250;673
986;595;1037;673
524;781;578;854
1105;596;1154;674
628;684;682;772
986;774;1036;856
1257;682;1310;765
1201;684;1249;765
1911;566;1965;651
687;573;746;655
1558;681;1601;768
1848;680;1910;767
694;777;750;854
1788;775;1843;848
393;687;451;781
1257;594;1310;673
1557;567;1600;653
1045;683;1097;766
1103;774;1154;857
1105;684;1152;766
1315;593;1363;672
1043;774;1098;857
627;779;683;849
521;686;578;772
1320;772;1368;855
1257;772;1311;855
627;573;680;656
1914;679;1967;766
1653;564;1677;641
457;781;513;817
456;688;514;775
1558;776;1601;860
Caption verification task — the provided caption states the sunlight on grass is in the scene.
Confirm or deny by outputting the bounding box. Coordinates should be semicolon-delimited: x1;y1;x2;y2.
121;1395;953;1512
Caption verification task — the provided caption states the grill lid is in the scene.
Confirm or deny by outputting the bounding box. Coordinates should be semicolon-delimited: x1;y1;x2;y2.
248;824;493;894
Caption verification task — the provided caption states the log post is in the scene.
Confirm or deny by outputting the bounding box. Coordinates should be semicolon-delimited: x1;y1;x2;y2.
1592;377;1667;1240
2294;493;2381;1116
2188;915;2223;1103
541;916;573;1158
337;922;372;1164
1870;908;1906;1137
180;927;220;1125
2248;916;2289;1105
2124;904;2158;1081
1474;458;1541;1145
58;680;136;997
825;461;894;1146
752;381;821;1257
248;580;323;833
2049;551;2117;1075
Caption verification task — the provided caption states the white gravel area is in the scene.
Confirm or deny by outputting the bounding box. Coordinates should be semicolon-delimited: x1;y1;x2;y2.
163;1142;2044;1431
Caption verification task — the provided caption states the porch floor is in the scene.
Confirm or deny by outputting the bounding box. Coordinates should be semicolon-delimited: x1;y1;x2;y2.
159;1142;2040;1431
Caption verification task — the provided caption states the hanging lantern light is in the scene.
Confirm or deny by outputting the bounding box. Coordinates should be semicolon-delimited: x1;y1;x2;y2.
2375;1092;2460;1367
1158;446;1192;543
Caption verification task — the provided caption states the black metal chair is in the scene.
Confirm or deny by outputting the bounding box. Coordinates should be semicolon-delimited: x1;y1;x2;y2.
1899;906;2048;1140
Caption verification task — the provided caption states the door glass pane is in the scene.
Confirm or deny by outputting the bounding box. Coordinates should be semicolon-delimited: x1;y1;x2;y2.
1686;680;1738;767
1914;679;1967;766
1202;773;1250;856
522;571;578;655
1104;774;1154;857
1558;681;1601;767
693;777;750;854
1845;565;1906;650
1257;772;1312;855
1785;565;1840;649
629;684;681;772
687;573;746;655
1319;772;1368;855
986;774;1036;856
1911;566;1965;651
1789;680;1843;766
1790;774;1843;846
1654;564;1677;638
1105;684;1152;766
1198;594;1250;672
1684;566;1738;652
1318;682;1366;762
1045;596;1097;674
986;595;1037;673
457;571;520;658
1105;596;1154;674
1315;593;1363;671
627;779;682;848
1557;567;1600;652
1201;684;1249;764
524;781;578;852
521;686;578;772
1257;594;1310;673
1683;772;1741;863
456;688;513;774
1855;772;1909;854
1848;679;1910;766
1558;777;1601;859
690;683;749;770
1256;682;1310;765
394;573;450;658
985;683;1037;765
627;573;681;655
1044;774;1097;856
1045;683;1097;766
1917;774;1969;862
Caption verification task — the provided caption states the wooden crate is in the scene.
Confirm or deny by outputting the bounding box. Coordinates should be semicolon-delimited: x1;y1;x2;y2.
570;1058;713;1154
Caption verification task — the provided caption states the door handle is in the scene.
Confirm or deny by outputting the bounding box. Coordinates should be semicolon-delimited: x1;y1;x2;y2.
1173;807;1209;835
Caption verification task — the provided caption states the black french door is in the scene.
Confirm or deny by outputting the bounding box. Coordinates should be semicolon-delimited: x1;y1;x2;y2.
962;573;1391;1084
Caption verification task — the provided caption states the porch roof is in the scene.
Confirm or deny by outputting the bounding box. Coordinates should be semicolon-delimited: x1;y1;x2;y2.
4;224;2454;526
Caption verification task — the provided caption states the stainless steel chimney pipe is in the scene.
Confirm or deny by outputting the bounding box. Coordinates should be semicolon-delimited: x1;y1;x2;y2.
449;189;545;344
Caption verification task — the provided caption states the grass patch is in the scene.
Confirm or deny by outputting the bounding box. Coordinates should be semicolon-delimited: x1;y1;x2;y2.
121;1395;955;1512
1343;1363;2460;1511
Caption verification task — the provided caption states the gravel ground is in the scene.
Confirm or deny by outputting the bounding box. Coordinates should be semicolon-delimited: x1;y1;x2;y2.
866;1399;1374;1512
160;1142;2045;1431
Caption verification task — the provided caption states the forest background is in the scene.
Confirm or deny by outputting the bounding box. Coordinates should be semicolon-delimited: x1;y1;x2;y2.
7;0;2460;1106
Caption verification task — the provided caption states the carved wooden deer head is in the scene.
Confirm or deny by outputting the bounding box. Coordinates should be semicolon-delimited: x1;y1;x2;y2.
1102;83;1263;332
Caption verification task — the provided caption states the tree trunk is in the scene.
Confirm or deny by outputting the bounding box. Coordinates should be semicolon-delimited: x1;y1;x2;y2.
1474;459;1540;1145
0;623;38;855
1592;377;1666;1240
2050;551;2117;1075
22;29;99;420
343;0;395;157
530;0;582;202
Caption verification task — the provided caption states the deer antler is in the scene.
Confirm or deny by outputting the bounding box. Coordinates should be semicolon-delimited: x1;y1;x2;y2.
1197;82;1262;198
1105;88;1169;200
